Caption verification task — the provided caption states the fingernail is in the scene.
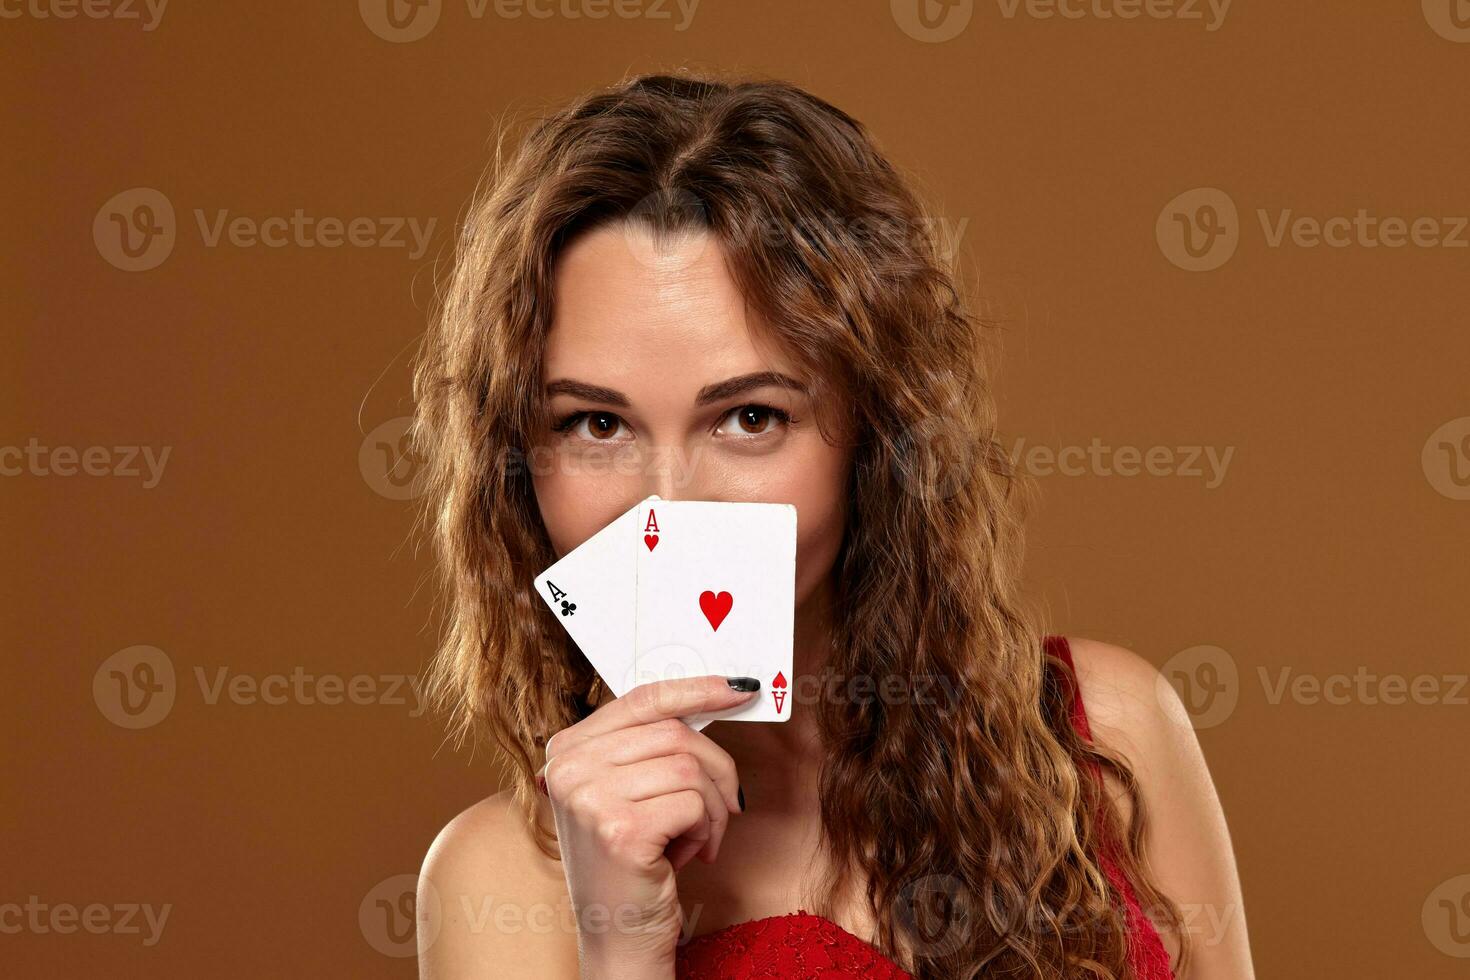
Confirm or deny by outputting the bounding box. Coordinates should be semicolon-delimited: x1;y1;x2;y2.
727;676;760;692
737;785;746;812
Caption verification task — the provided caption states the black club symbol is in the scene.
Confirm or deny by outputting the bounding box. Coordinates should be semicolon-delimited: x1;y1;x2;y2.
559;599;577;617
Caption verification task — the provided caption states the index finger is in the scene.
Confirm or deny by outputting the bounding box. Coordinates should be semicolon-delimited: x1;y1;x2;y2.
579;675;761;741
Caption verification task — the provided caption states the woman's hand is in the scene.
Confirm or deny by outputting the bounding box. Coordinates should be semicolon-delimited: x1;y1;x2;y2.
539;675;758;978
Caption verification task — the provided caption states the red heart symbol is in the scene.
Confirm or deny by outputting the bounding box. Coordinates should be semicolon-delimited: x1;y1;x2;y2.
644;534;658;551
699;590;733;631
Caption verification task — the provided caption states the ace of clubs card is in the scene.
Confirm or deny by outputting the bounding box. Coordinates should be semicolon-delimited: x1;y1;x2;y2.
532;496;661;698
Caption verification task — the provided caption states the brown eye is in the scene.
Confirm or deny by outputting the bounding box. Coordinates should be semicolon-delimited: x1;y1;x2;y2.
735;406;771;434
584;412;621;439
716;403;792;438
551;410;629;442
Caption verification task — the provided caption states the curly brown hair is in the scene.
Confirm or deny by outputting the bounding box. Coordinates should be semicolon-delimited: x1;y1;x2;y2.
410;69;1187;979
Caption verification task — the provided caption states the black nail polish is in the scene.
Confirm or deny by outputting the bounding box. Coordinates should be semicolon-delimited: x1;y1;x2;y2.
738;785;746;812
727;676;760;692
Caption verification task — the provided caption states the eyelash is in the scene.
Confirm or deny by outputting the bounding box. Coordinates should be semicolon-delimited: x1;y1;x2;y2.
550;404;796;439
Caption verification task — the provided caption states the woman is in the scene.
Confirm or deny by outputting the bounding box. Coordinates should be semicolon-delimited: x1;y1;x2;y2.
411;71;1254;979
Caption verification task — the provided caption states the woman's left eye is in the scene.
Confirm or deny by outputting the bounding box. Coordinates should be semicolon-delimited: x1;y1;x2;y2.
716;404;793;437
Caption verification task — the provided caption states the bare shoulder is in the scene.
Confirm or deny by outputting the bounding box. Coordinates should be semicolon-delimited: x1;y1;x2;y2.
1063;636;1193;760
418;789;578;979
1062;636;1257;976
1061;635;1207;820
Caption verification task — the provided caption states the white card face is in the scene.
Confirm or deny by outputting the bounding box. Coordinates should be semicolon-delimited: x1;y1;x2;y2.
632;499;797;727
533;496;659;698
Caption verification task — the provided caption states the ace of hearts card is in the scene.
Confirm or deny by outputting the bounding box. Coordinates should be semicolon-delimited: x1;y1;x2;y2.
632;499;797;726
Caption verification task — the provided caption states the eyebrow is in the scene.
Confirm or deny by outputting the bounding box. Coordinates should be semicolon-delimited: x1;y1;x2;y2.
544;371;808;407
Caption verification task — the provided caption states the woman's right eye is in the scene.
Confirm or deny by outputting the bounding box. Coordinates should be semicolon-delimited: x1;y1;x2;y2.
551;410;628;442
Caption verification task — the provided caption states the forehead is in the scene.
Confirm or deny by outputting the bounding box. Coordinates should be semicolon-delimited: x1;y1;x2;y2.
543;222;795;384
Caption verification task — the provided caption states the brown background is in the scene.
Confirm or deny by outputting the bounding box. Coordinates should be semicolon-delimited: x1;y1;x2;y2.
6;0;1468;976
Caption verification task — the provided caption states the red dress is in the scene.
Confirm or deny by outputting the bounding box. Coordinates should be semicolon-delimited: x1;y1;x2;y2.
674;636;1175;979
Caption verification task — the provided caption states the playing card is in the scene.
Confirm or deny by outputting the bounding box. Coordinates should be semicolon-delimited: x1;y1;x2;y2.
632;499;797;728
533;495;659;697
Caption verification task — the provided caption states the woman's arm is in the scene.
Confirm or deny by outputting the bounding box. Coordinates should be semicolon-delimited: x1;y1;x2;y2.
1068;637;1257;979
418;791;582;978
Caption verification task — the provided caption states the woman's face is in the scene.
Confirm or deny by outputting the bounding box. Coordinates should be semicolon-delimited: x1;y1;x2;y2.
531;221;851;614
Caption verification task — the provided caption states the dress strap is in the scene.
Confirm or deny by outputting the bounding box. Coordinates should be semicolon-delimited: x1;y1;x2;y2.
1043;633;1177;978
1043;634;1092;741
